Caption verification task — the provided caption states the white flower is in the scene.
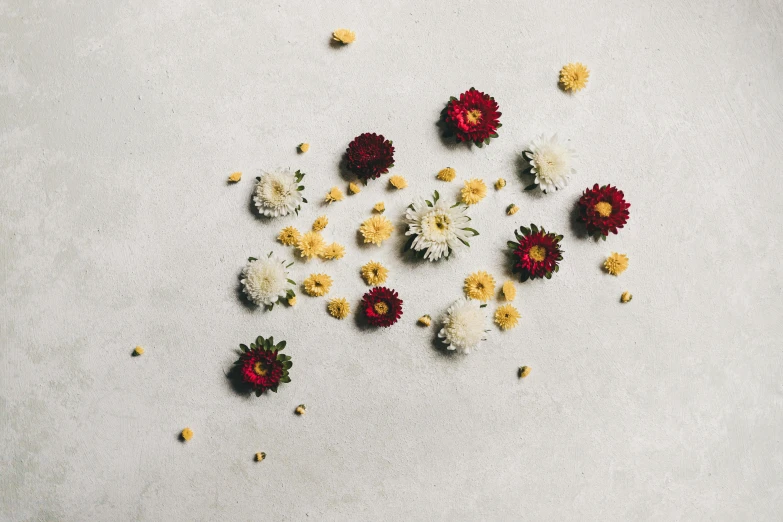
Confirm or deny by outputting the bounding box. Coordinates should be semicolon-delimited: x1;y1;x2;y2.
241;254;293;307
438;298;487;354
524;134;576;193
253;169;304;217
404;195;477;262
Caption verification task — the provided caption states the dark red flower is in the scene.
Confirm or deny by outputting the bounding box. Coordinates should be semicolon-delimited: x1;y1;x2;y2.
346;133;395;181
443;88;501;146
508;224;564;281
361;286;403;327
577;184;630;238
234;336;291;395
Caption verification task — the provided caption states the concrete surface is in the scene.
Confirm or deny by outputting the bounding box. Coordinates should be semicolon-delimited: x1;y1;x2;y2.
1;1;782;520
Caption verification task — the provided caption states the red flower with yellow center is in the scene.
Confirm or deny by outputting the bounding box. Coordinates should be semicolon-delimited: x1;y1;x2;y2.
442;88;502;146
361;286;403;327
345;132;395;182
577;184;631;239
234;336;292;396
508;224;564;281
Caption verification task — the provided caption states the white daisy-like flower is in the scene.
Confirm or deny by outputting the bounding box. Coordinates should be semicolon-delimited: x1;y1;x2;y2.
240;253;294;307
438;298;487;354
524;134;576;193
253;169;305;217
404;192;478;262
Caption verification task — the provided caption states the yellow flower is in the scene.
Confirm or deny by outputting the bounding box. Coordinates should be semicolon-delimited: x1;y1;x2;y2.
604;252;629;276
502;281;516;301
278;226;301;246
361;261;388;285
389;175;408;189
360;215;393;245
303;273;332;296
506;204;519;216
325;187;344;203
333;28;356;44
228;171;242;182
321;242;345;260
373;202;385;213
297;231;326;259
418;315;431;327
461;178;487;205
495;178;506;190
327;297;351;319
133;346;144;356
560;62;590;92
181;428;193;441
255;452;266;462
298;143;310;153
437;167;456;182
348;182;361;194
518;366;531;378
295;404;306;415
287;295;297;306
312;215;328;232
464;271;496;302
494;304;521;330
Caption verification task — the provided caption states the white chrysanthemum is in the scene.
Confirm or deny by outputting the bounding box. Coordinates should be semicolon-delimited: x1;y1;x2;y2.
438;298;487;354
241;255;292;306
253;169;304;217
524;134;576;193
405;197;476;262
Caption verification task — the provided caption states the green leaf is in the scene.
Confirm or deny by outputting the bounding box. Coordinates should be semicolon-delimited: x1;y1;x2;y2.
507;241;518;249
480;303;487;308
271;386;278;393
476;141;484;148
286;262;294;268
555;235;564;241
554;264;559;272
255;177;261;181
514;230;523;241
280;375;291;383
248;257;257;262
433;190;440;202
240;344;249;352
276;340;286;350
519;226;531;236
287;279;296;285
458;237;470;247
283;361;292;369
602;235;607;241
530;224;539;234
545;272;552;279
425;200;433;207
524;184;538;191
463;227;479;236
266;337;274;349
256;336;264;347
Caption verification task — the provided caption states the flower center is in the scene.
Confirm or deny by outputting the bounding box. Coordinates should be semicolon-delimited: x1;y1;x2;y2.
529;245;546;262
373;301;389;315
272;181;287;197
594;201;612;218
466;109;482;125
253;361;269;376
434;214;451;231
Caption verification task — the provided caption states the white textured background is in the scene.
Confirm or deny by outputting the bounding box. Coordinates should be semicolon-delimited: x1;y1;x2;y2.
2;1;782;520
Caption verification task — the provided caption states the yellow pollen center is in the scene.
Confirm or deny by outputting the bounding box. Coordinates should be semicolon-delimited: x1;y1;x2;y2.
272;181;286;197
253;361;268;376
594;201;613;218
434;214;451;231
529;245;547;262
373;302;389;315
466;109;482;125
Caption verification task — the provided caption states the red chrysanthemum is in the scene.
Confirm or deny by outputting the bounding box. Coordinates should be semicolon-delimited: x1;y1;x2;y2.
443;88;502;146
577;184;631;238
361;286;403;327
508;224;564;281
234;336;291;396
345;132;395;182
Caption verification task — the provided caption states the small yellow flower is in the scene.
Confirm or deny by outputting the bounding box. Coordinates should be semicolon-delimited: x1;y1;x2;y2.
295;404;306;415
494;304;521;330
461;178;487;205
255;452;266;462
348;182;361;194
228;171;242;182
312;215;328;232
278;226;301;246
621;291;633;303
361;261;388;285
298;143;310;153
327;297;351;319
373;202;385;213
502;281;516;301
325;186;344;204
321;242;345;260
303;273;332;297
604;252;629;276
518;366;531;379
333;28;356;44
287;295;297;306
297;231;326;259
133;346;144;356
389;175;408;189
506;204;519;216
359;215;393;245
181;428;193;441
418;315;432;327
560;62;590;92
495;178;506;190
464;271;496;302
437;167;456;182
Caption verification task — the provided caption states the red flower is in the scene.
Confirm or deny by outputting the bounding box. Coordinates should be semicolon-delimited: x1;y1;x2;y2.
234;336;291;395
361;286;403;327
443;88;501;146
508;224;564;281
577;184;630;238
346;133;395;181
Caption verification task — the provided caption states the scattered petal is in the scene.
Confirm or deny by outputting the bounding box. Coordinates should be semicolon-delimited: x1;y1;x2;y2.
333;28;356;44
133;346;144;356
228;171;242;182
389;175;408;189
418;315;432;327
325;187;344;203
255;452;266;462
506;204;519;215
348;182;362;194
495;178;506;189
621;291;633;303
295;404;306;415
298;143;310;153
181;428;193;441
518;366;531;378
501;281;516;301
287;295;297;306
373;202;385;213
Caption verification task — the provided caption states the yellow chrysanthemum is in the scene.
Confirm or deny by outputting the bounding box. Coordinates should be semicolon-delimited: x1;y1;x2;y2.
502;281;516;301
298;143;310;153
348;182;361;194
495;178;506;190
333;28;356;44
321;242;345;260
278;226;301;246
181;428;193;441
325;187;344;203
312;215;328;232
297;231;326;259
418;315;431;327
621;291;633;303
461;178;487;205
494;304;521;330
255;452;266;461
560;62;590;92
295;404;306;415
506;204;519;216
287;295;297;306
518;366;531;378
133;346;144;356
604;252;629;276
360;215;393;245
228;171;242;182
303;273;332;296
327;297;351;319
389;175;408;189
464;271;496;302
361;261;388;286
437;167;456;182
